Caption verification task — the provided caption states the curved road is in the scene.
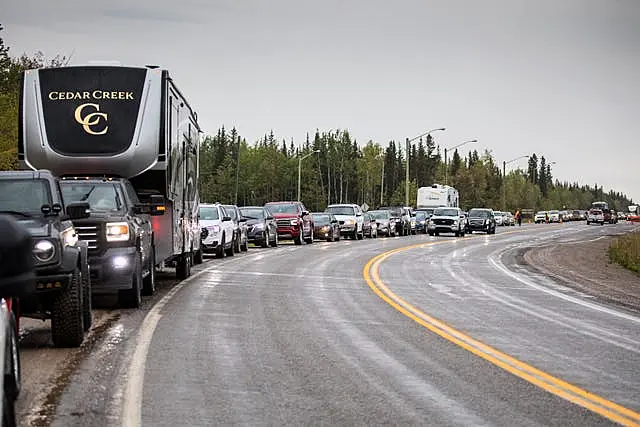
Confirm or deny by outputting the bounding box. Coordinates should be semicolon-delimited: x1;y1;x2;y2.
49;222;640;427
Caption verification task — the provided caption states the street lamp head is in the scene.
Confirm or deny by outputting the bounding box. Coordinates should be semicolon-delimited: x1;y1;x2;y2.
469;139;478;143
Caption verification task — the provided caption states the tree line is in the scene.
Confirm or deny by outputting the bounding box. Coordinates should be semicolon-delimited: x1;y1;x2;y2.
0;27;633;214
199;127;633;215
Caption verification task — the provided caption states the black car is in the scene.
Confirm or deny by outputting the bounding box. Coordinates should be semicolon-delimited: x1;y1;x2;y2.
0;170;91;347
0;215;36;426
239;206;278;248
466;208;496;234
312;212;341;241
222;204;249;253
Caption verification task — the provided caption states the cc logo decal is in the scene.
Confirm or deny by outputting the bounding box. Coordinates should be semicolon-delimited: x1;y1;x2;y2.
74;103;108;135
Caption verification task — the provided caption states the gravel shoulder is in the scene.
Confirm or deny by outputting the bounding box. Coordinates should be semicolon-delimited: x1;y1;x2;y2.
523;233;640;313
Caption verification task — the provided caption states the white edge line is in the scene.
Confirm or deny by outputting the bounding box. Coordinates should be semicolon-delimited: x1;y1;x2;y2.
488;253;640;324
121;263;219;427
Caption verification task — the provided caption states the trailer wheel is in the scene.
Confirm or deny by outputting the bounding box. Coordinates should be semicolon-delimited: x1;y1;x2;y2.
51;267;84;348
176;252;192;279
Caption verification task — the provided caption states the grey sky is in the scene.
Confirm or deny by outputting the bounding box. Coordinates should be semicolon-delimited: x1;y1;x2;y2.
4;0;639;203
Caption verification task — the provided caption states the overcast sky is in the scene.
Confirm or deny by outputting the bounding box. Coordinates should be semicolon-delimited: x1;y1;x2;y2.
4;0;639;204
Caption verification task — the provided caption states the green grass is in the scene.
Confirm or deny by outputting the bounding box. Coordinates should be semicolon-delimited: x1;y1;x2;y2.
609;232;640;274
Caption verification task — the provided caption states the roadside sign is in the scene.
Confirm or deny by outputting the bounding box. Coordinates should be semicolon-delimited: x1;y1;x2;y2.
361;203;369;212
521;209;534;215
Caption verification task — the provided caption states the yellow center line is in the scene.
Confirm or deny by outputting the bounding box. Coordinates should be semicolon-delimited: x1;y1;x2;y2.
362;236;640;427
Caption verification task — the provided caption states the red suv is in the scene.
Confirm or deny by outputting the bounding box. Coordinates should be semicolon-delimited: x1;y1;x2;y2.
265;201;314;245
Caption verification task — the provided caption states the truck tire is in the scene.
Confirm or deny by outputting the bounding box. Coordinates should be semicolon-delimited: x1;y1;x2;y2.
142;245;156;296
193;249;204;264
305;228;314;244
119;254;142;308
81;264;92;331
51;267;84;348
240;236;248;252
2;390;16;427
176;252;192;278
294;228;303;245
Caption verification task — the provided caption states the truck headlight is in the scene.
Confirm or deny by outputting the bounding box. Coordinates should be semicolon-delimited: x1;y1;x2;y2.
60;227;78;247
345;219;355;225
33;240;56;263
106;222;130;242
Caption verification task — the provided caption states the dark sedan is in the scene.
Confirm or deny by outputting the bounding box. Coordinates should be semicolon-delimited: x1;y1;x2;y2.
312;213;340;242
239;206;278;248
466;208;496;234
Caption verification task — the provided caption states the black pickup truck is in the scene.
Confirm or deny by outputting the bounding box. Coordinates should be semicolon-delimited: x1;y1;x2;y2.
59;176;163;308
0;170;91;347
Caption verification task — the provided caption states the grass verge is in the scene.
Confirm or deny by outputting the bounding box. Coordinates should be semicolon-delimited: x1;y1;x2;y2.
609;232;640;274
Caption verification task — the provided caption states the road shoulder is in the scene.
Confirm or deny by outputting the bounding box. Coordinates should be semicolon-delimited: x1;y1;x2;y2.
522;234;640;313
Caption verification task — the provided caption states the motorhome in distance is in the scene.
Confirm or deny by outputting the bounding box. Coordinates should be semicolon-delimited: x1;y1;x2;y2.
417;184;459;209
19;64;202;305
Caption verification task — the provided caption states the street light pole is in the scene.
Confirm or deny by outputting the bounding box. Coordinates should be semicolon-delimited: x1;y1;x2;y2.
380;155;385;207
443;139;478;186
297;149;320;202
405;127;446;206
502;155;529;211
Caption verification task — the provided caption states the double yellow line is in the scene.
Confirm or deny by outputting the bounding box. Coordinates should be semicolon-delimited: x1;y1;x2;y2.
363;240;640;426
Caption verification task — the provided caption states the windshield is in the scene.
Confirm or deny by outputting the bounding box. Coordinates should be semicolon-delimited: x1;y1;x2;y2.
327;206;356;216
469;209;491;218
0;179;52;213
415;211;427;220
369;211;390;220
267;203;299;214
61;182;123;212
434;208;459;217
313;214;331;225
240;208;264;220
222;206;238;220
199;207;220;220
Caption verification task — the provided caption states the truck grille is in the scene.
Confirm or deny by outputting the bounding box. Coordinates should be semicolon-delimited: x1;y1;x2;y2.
75;224;100;252
276;219;291;228
434;218;454;225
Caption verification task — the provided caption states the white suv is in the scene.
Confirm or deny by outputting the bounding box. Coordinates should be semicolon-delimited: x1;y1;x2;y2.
199;203;235;257
427;207;466;237
326;203;364;240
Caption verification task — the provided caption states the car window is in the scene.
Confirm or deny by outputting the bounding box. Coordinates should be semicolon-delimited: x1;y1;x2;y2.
327;206;356;216
200;206;220;220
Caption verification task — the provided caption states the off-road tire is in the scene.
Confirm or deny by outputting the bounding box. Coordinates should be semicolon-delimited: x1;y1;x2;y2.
142;245;156;296
81;264;92;331
119;254;142;308
51;267;84;348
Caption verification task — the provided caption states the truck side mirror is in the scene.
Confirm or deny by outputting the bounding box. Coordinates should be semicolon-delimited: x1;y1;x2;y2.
66;201;91;220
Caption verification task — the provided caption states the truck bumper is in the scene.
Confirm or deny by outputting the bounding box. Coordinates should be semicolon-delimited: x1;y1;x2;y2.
88;246;137;293
276;226;300;239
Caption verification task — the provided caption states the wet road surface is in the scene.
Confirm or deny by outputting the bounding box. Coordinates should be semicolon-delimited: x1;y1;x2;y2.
46;223;640;426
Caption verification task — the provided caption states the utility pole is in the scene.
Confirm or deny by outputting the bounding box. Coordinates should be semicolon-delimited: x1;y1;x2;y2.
234;135;240;205
380;156;385;207
405;137;410;206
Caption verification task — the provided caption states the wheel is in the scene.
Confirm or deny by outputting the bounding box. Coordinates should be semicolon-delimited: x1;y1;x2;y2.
6;311;21;397
261;232;269;248
294;228;303;245
51;267;84;348
357;228;364;240
270;231;279;247
2;388;16;427
216;235;226;257
240;234;248;252
225;239;235;256
81;264;92;331
119;254;143;308
305;227;314;244
454;231;459;237
233;233;240;253
193;248;204;264
142;245;156;296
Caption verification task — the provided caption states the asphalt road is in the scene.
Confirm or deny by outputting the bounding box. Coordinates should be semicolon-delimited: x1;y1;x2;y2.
47;222;640;427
